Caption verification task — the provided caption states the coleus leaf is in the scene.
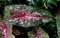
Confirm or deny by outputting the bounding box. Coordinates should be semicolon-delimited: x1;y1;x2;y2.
28;27;49;38
4;5;53;27
0;21;9;38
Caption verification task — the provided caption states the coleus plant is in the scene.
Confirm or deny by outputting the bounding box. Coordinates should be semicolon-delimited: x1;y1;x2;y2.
28;27;49;38
4;5;53;27
0;21;9;38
